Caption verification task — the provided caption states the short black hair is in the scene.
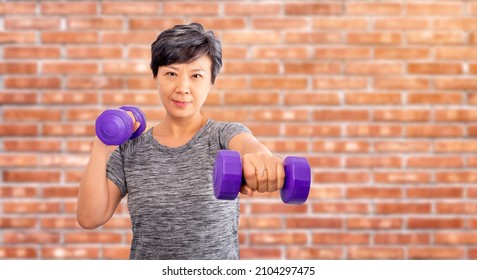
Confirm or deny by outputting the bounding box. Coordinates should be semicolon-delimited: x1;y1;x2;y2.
150;22;222;84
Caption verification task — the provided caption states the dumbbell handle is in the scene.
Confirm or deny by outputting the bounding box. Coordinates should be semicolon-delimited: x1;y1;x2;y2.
95;105;146;145
213;151;311;204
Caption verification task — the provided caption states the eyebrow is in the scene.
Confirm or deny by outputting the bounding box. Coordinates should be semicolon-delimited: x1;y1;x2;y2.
164;66;206;72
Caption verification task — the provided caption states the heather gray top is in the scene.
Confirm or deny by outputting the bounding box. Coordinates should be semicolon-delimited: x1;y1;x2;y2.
106;119;250;259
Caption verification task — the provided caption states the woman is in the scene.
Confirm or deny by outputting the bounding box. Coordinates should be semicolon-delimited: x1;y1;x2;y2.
77;23;285;259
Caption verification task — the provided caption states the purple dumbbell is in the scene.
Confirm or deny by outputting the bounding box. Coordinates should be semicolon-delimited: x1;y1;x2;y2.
213;150;311;205
95;105;147;145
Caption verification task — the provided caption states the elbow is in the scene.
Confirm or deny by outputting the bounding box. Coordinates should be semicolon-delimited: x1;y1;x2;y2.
76;212;103;230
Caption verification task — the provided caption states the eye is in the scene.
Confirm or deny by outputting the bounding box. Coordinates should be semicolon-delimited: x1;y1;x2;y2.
192;74;203;79
165;72;177;77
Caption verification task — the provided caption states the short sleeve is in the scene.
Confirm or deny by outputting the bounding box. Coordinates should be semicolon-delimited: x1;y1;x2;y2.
106;146;128;197
219;122;252;150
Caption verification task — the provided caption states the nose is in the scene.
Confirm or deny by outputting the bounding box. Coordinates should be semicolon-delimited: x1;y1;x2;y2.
175;75;190;95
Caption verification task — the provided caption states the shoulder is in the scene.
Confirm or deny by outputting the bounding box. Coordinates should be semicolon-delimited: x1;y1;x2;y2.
117;128;152;157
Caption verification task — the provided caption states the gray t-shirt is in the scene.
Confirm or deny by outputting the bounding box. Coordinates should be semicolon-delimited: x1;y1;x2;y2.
106;119;251;259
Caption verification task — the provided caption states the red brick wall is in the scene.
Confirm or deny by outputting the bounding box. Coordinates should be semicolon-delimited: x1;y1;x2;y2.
1;0;477;259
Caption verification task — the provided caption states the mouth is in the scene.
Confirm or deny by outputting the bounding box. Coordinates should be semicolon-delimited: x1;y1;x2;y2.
172;99;192;107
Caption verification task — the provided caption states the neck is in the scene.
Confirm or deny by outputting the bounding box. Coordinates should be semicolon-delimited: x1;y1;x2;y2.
155;113;207;137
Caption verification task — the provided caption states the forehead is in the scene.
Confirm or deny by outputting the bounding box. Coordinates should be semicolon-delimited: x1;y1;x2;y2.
167;55;212;71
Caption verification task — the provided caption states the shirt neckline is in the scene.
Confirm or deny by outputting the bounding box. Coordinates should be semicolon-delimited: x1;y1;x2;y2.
147;118;213;152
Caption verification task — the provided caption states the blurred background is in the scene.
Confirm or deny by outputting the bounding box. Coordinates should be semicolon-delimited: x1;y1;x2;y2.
1;0;477;259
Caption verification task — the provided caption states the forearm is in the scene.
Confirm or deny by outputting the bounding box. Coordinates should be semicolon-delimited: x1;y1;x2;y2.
77;137;115;228
238;137;272;156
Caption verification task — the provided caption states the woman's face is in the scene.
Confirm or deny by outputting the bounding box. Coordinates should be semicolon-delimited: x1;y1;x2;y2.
155;55;213;121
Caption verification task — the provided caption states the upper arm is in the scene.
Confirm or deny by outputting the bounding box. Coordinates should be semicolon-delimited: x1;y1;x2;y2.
102;179;124;224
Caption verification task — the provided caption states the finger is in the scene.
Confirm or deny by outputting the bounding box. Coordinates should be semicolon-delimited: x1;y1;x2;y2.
276;159;285;191
240;185;254;197
125;111;140;132
242;155;258;191
255;164;268;193
265;160;278;193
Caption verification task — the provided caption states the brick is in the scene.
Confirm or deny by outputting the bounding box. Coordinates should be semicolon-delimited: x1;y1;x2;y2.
222;47;248;59
0;218;37;229
0;62;36;74
42;124;94;136
348;248;404;260
375;18;428;30
407;125;464;137
408;92;462;104
41;2;97;14
309;186;342;199
408;218;464;229
313;233;369;245
65;233;122;243
286;248;343;259
42;247;99;259
375;203;431;214
67;77;123;89
4;139;61;152
347;3;402;15
246;124;280;137
223;62;280;74
435;141;477;153
375;47;430;60
0;32;36;43
41;217;81;229
0;186;37;198
436;203;477;214
285;32;341;44
313;141;370;153
407;187;463;199
408;63;462;74
313;110;369;121
407;3;463;15
260;139;308;152
347;125;402;137
68;17;123;30
102;32;155;44
312;202;368;214
5;77;60;89
407;31;464;44
346;187;402;199
284;124;341;137
285;3;342;15
284;62;340;74
253;47;310;59
224;92;280;105
0;154;37;167
434;19;477;30
0;124;38;136
213;77;248;90
373;109;430;122
103;247;130;259
240;248;281;259
436;109;477;122
345;62;402;75
0;2;36;14
103;62;149;74
3;232;60;244
4;47;60;59
239;217;281;229
436;47;477;59
0;92;37;104
103;92;158;106
42;91;99;105
347;32;401;44
0;248;37;259
286;218;342;229
374;233;430;245
374;141;431;153
163;2;218;15
409;248;465;260
314;77;367;89
435;78;477;90
374;172;431;183
284;93;340;106
253;18;308;29
374;78;429;90
5;18;61;30
4;170;60;183
129;18;184;30
315;47;371;59
38;154;88;167
252;77;307;90
4;108;62;121
346;156;401;168
250;203;307;214
314;172;369;183
347;218;403;229
250;233;307;245
3;202;61;214
222;31;281;44
42;32;98;44
42;186;78;198
67;46;122;59
102;1;159;14
407;156;463;168
225;3;281;15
